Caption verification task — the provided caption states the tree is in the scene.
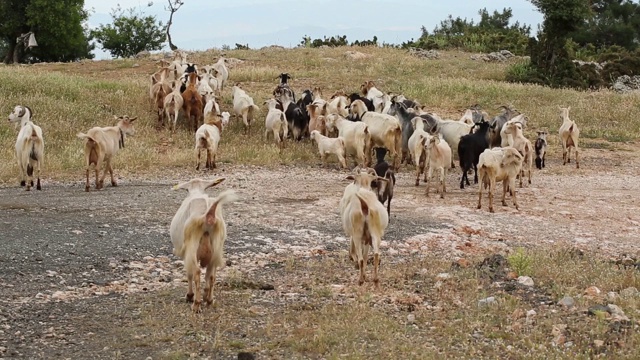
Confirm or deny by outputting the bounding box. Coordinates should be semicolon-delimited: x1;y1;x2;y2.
403;8;532;55
571;0;640;51
91;5;167;58
0;0;94;64
165;0;184;50
527;0;592;86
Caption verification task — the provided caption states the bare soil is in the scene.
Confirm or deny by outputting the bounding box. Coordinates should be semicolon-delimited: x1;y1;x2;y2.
1;145;639;359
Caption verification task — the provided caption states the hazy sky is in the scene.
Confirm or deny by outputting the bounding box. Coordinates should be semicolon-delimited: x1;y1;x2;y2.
84;0;543;59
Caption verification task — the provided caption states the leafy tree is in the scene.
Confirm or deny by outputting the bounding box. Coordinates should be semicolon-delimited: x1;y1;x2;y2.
403;8;531;55
571;0;640;52
91;5;167;58
0;0;94;64
525;0;592;87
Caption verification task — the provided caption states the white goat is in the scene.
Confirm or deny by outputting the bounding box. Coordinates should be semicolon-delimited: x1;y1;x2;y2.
327;91;350;118
310;130;347;169
559;106;580;168
477;147;524;213
263;99;288;149
360;81;385;113
503;122;534;187
340;170;389;287
349;100;402;170
77;115;136;192
7;105;44;191
195;113;224;170
423;135;452;198
212;57;229;91
325;114;370;167
203;96;221;118
232;85;260;134
164;80;184;132
436;119;474;168
500;113;528;147
407;117;432;186
170;178;238;312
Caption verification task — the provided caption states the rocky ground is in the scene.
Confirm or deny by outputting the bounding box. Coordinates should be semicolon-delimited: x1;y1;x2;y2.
0;145;639;359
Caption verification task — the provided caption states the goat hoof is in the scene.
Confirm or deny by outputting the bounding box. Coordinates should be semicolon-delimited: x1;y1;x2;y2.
191;301;202;313
30;181;34;187
489;208;495;213
20;181;26;187
37;185;42;191
205;299;214;306
85;187;90;192
186;293;194;303
111;182;117;187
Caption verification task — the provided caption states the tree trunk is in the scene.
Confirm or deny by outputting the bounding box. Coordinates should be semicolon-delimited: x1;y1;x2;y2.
166;9;177;50
4;40;16;64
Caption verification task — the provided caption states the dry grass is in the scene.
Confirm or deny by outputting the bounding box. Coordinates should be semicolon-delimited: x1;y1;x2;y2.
75;248;640;359
1;46;639;184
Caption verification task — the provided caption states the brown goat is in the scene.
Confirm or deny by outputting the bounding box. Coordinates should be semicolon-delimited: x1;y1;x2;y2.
182;72;203;132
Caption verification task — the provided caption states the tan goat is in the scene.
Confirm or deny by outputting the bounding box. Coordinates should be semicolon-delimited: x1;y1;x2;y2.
77;115;136;192
558;106;580;168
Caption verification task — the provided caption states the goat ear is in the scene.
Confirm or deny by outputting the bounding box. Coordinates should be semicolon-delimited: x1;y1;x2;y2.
206;177;225;189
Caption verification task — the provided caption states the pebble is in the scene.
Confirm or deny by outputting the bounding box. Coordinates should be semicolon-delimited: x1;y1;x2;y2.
620;287;639;298
593;340;604;348
478;296;496;307
517;276;534;287
407;314;416;324
436;273;451;280
584;286;601;297
557;296;575;308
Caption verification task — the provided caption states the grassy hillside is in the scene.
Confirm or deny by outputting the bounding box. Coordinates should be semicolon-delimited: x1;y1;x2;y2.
0;46;638;184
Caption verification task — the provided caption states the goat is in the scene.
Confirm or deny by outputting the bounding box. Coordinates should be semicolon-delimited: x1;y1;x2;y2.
307;104;327;136
182;73;204;132
500;114;528;147
424;136;452;198
360;80;385;112
328;91;350;118
436;119;475;168
232;84;260;135
324;114;370;167
170;178;238;312
502;122;534;187
489;105;520;147
347;93;375;112
195;113;224;170
212;57;229;91
477;147;524;213
77;115;136;192
388;101;439;165
535;131;548;169
349;100;402;170
164;80;184;132
7;105;44;191
341;169;389;287
310;130;347;169
558;106;580;168
457;120;491;189
371;148;395;215
263;99;288;150
151;79;172;127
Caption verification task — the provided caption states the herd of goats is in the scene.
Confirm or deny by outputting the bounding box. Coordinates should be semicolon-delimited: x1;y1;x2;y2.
5;50;582;310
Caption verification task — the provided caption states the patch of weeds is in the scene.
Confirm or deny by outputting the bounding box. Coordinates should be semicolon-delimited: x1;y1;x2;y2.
507;248;532;277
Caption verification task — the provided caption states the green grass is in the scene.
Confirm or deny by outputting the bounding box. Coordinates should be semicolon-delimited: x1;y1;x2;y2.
1;46;639;184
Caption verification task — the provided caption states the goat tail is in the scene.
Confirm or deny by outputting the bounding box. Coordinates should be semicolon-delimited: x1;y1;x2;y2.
215;189;240;206
247;104;259;119
76;132;92;141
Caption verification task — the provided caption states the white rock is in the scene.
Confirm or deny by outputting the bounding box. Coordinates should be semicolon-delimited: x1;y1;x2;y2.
517;276;534;287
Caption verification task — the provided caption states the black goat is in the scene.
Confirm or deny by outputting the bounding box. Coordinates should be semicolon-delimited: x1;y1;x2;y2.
371;147;396;216
457;120;491;189
348;93;375;112
535;131;548;169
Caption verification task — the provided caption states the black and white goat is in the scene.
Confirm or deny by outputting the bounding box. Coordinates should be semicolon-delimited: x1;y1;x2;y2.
535;131;547;169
